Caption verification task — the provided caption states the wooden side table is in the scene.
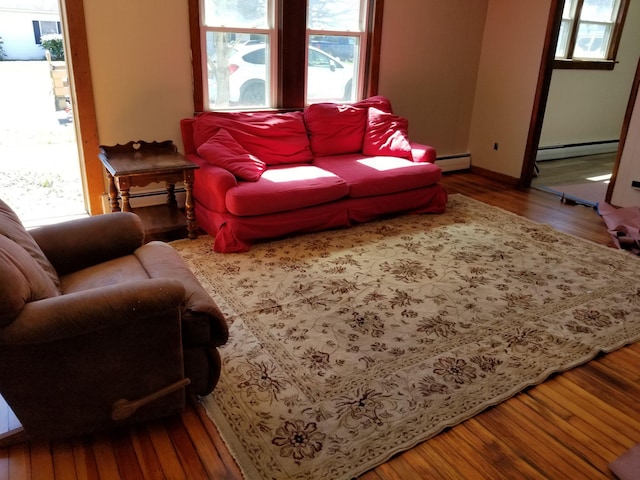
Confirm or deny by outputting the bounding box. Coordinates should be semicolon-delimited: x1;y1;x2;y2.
98;140;199;239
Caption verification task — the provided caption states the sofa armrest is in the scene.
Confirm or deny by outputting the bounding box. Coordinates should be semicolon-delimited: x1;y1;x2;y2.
0;279;185;345
180;118;197;155
410;142;437;164
30;212;145;276
192;160;238;213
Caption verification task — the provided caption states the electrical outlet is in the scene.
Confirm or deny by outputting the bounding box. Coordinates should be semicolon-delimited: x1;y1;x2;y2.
493;143;499;151
632;180;640;189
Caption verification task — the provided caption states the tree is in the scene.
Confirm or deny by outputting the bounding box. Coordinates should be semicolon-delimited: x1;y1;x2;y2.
40;34;65;61
207;0;265;106
213;32;232;106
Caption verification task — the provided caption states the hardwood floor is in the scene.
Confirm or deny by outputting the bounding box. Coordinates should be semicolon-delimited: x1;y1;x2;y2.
532;153;615;187
2;171;636;480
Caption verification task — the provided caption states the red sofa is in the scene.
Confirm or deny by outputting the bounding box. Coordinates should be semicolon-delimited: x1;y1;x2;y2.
180;96;447;253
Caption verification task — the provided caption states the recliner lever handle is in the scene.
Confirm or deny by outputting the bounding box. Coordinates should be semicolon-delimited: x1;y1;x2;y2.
111;378;191;421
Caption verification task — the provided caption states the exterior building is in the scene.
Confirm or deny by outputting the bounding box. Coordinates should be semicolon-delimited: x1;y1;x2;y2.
0;0;60;60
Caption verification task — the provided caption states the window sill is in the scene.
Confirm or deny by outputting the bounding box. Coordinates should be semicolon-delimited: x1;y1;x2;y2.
553;59;616;71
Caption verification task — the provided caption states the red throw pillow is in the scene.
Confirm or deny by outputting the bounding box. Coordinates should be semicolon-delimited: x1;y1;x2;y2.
197;129;266;181
362;107;412;159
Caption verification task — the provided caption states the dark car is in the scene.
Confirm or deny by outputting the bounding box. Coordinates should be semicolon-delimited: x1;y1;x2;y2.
310;36;355;62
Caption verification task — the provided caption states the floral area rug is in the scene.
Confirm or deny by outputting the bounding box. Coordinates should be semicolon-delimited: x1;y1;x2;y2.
171;194;640;480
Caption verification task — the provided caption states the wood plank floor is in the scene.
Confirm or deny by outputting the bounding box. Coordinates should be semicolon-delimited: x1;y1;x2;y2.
1;171;637;480
532;153;615;186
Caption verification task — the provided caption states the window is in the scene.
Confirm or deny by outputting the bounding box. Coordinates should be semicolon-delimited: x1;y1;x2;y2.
195;0;379;111
554;0;629;70
307;0;366;104
32;20;62;45
201;0;274;108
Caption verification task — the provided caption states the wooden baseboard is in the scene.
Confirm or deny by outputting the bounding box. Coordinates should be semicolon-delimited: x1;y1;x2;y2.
469;165;520;186
0;427;27;448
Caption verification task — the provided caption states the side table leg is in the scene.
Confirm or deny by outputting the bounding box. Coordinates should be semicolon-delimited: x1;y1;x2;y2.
184;172;197;239
166;183;177;208
107;172;121;212
118;177;132;212
121;189;132;212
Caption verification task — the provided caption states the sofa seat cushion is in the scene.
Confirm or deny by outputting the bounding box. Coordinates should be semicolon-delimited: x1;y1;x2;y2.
60;255;151;293
192;111;312;166
226;165;349;216
313;154;442;198
60;242;228;349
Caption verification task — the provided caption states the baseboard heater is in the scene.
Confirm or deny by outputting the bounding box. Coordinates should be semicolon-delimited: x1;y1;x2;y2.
435;153;471;172
536;140;618;162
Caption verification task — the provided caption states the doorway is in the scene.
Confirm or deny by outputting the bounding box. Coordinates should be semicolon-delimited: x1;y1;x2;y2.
522;0;639;207
0;3;87;227
531;152;616;207
0;61;86;227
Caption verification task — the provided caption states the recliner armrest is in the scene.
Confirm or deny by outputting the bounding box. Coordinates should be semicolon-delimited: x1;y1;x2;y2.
0;278;188;441
30;212;145;276
0;278;185;344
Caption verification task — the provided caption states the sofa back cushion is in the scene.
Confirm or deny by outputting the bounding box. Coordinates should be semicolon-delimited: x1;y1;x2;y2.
304;95;393;156
0;235;60;326
192;111;313;166
0;198;61;290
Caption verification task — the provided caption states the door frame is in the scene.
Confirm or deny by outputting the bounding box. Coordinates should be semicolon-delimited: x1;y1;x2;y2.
59;0;103;215
519;0;563;190
608;56;640;202
520;0;634;205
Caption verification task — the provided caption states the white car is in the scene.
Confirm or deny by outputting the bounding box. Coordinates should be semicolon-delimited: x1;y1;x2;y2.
209;43;353;107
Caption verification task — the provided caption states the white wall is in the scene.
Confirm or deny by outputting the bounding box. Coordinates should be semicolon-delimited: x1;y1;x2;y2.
539;1;640;147
83;0;193;151
79;0;590;185
82;0;490;160
468;0;552;179
78;0;640;207
378;0;488;156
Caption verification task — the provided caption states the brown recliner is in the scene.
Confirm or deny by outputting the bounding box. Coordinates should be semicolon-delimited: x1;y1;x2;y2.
0;198;228;442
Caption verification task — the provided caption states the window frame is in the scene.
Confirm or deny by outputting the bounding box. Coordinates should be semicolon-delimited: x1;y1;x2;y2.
553;0;630;70
32;20;62;45
199;1;277;110
306;0;368;105
188;0;383;112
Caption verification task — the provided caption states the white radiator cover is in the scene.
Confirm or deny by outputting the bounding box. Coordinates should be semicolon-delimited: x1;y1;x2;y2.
536;141;619;161
435;154;471;172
